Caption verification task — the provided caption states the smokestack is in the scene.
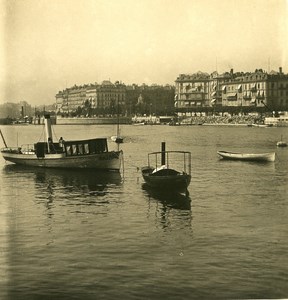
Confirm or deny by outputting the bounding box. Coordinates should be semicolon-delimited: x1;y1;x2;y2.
279;67;282;74
44;114;53;152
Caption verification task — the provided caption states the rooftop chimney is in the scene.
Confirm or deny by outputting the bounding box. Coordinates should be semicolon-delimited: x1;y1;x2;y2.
279;67;283;74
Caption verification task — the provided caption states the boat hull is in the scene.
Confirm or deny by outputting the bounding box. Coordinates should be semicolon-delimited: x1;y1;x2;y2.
1;150;123;170
251;123;272;128
141;167;191;193
277;141;287;147
217;151;275;162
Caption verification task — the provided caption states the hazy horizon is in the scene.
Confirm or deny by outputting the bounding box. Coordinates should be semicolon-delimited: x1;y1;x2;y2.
1;0;287;106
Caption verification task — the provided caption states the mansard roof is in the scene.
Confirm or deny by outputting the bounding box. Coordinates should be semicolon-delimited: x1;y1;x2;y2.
176;71;210;81
101;80;114;86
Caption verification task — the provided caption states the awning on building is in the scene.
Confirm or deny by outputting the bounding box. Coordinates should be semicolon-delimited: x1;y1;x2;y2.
211;91;216;96
211;99;216;104
222;85;226;91
243;91;251;98
250;98;256;103
237;84;242;92
227;93;237;100
196;102;202;106
185;101;190;105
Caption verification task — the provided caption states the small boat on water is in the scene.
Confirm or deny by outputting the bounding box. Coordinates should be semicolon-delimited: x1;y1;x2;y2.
133;122;146;126
0;114;123;170
251;123;273;128
217;150;275;162
276;135;287;147
277;141;287;147
111;135;123;144
141;142;191;194
110;100;124;144
265;113;288;127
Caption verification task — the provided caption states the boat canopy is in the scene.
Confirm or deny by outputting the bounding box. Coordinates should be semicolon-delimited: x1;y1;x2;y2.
64;138;108;156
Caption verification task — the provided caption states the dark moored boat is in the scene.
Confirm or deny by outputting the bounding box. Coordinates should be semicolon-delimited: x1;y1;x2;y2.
276;135;287;147
0;114;123;170
141;142;191;194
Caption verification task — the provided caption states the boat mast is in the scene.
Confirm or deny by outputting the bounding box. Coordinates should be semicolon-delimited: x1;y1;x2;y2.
161;142;166;165
117;98;120;137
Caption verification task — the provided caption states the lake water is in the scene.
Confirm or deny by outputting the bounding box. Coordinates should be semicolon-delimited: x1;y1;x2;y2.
0;124;287;299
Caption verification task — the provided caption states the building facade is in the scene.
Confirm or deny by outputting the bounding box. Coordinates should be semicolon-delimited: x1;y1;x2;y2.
175;67;288;112
174;72;211;110
56;81;126;115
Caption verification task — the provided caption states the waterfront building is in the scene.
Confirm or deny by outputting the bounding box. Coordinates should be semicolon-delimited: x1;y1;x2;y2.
55;90;67;113
96;80;126;114
85;84;97;109
267;67;288;110
175;67;288;112
174;72;210;110
209;71;232;108
221;70;268;108
55;81;126;115
222;68;288;111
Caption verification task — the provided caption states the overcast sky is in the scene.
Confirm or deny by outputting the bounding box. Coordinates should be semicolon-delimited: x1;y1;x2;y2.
0;0;287;105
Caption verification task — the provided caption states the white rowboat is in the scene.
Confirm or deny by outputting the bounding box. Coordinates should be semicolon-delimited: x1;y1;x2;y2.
217;151;275;162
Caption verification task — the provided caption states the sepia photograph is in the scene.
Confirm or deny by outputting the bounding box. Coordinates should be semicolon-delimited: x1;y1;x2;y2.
0;0;287;299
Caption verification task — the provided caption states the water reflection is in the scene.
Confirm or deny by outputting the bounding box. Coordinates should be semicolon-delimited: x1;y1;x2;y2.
3;165;122;201
142;183;191;210
142;183;193;232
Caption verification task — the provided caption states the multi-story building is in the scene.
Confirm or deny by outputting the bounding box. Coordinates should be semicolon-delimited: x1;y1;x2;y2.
174;72;210;110
222;68;288;111
209;70;232;107
175;67;288;112
267;67;288;110
96;80;126;112
56;81;126;115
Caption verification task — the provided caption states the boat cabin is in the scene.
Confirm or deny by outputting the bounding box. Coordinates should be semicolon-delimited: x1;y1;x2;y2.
64;138;108;156
34;138;109;158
